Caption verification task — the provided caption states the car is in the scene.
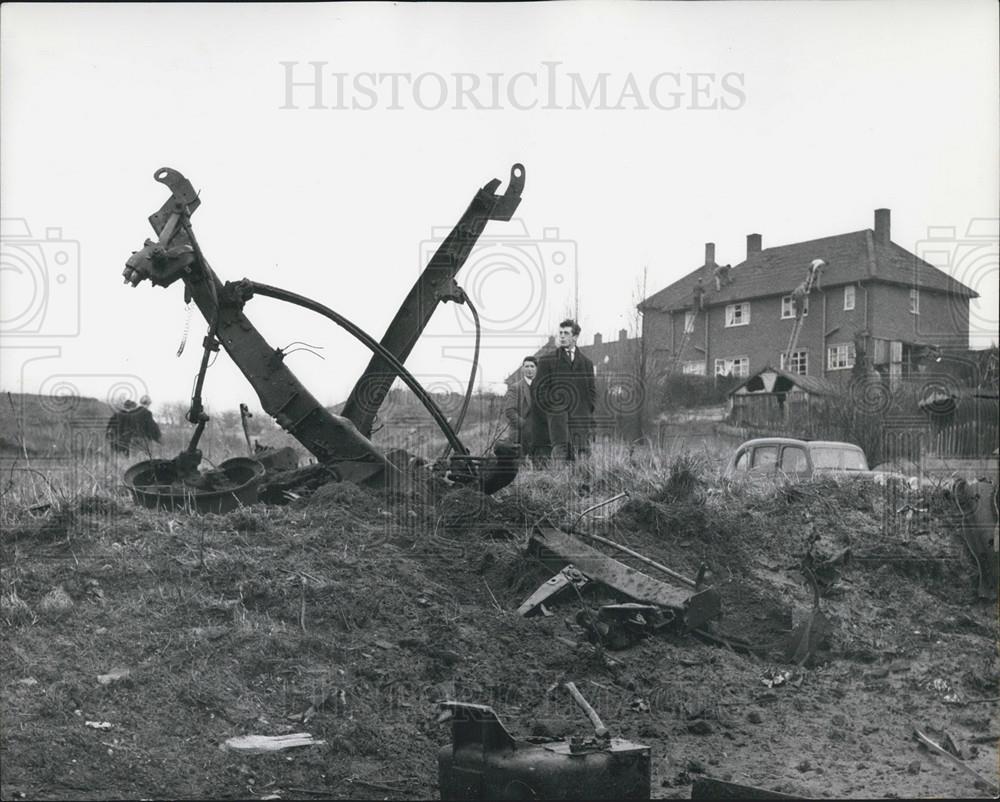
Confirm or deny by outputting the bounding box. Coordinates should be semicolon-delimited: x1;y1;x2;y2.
726;437;877;481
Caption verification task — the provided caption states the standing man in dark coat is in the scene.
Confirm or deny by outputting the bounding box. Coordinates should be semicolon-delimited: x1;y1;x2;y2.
534;319;597;461
105;395;161;456
502;356;547;462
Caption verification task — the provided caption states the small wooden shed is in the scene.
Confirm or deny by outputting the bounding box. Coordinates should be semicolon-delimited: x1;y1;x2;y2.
728;366;842;429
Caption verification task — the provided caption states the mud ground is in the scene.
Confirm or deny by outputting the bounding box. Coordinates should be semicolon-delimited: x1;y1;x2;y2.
1;470;997;800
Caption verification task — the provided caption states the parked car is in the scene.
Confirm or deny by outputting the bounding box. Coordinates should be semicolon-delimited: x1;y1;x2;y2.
726;437;878;481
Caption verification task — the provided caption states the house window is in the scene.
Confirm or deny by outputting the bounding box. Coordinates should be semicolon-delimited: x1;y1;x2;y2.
725;302;750;327
844;285;856;311
715;357;749;377
780;350;809;375
827;343;856;370
682;361;706;375
781;295;809;319
909;288;920;314
683;311;696;334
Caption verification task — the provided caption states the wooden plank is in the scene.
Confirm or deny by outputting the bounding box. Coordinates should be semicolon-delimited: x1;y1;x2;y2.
530;527;721;628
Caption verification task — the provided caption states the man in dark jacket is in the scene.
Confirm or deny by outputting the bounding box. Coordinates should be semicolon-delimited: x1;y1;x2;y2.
106;395;161;456
502;356;548;461
534;319;597;461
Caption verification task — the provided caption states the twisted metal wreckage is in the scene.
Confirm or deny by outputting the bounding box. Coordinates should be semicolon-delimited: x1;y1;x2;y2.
121;164;526;503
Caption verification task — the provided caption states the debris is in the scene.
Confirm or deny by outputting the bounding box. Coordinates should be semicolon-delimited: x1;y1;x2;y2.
687;719;713;735
572;528;698;590
517;565;588;617
85;721;113;730
530;526;721;629
123;164;528;496
629;699;650;713
747;710;764;724
784;567;831;666
913;727;999;796
97;668;131;686
565;681;609;738
907;759;921;774
16;678;38;687
761;668;795;688
577;604;674;650
223;733;326;755
438;701;650;800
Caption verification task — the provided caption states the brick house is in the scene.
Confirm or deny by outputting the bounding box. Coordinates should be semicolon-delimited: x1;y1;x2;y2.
638;209;978;385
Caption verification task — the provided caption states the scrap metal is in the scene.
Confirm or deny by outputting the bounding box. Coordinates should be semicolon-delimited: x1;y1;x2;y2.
516;565;589;617
122;165;526;496
529;526;722;630
437;701;650;800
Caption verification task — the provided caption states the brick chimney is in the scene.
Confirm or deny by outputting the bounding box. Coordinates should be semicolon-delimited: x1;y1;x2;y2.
746;233;762;257
618;328;627;342
593;333;602;346
874;208;890;245
705;242;716;266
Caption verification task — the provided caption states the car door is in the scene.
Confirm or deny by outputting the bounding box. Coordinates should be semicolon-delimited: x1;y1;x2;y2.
731;446;751;476
779;444;810;479
748;444;779;477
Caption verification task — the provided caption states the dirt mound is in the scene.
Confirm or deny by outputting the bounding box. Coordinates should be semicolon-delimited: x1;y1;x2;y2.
2;464;997;800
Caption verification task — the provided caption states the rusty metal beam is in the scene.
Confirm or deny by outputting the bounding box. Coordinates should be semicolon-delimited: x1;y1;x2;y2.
530;527;721;630
341;164;525;436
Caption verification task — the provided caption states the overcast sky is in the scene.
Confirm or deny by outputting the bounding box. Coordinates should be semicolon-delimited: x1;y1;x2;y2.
2;1;997;417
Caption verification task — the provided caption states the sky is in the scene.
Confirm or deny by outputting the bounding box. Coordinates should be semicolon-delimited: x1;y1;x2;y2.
2;1;997;419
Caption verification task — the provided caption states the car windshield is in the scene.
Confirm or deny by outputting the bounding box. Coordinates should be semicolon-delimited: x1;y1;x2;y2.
810;446;868;470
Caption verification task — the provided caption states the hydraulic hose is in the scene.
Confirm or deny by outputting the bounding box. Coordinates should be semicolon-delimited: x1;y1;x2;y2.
440;295;481;460
245;281;470;456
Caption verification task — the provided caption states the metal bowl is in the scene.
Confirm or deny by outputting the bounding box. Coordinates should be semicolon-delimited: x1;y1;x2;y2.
124;456;266;514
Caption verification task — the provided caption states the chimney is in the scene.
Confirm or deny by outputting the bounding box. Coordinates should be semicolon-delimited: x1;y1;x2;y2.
619;328;627;342
874;208;890;245
746;233;762;256
705;242;716;265
593;333;603;346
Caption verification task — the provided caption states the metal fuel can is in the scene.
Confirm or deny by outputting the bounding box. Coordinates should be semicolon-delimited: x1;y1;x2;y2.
438;701;651;800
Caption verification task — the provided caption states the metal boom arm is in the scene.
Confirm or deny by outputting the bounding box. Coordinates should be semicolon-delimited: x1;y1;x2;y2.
121;165;526;493
341;164;525;436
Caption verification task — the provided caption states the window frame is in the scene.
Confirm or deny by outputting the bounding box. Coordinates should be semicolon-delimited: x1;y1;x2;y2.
751;445;779;470
909;288;920;315
780;349;809;375
780;295;809;319
714;356;750;377
683;310;696;334
725;302;750;328
844;285;856;311
779;445;809;473
827;342;856;371
682;361;706;375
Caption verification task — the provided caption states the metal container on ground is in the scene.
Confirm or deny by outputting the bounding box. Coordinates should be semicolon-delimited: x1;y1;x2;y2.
438;702;650;800
124;457;265;514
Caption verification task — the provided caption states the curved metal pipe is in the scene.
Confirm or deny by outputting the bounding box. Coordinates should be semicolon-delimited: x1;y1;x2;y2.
246;281;470;456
